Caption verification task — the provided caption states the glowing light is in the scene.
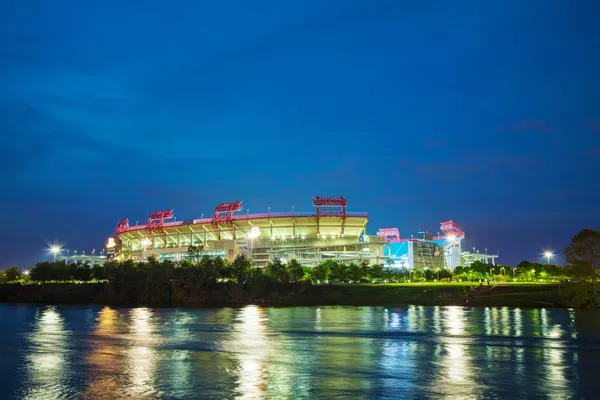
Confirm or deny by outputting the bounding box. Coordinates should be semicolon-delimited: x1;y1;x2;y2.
49;245;61;254
544;251;553;258
447;235;456;242
141;239;151;247
362;247;370;252
24;270;30;276
301;235;306;240
106;238;116;248
248;226;261;239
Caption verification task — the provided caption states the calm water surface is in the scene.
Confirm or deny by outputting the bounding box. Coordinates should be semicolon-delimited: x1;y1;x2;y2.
1;304;600;399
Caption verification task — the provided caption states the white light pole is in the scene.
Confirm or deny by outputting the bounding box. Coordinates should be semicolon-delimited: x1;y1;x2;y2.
544;251;553;265
49;245;61;262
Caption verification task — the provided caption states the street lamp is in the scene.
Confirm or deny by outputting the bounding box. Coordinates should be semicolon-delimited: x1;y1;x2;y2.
544;251;553;265
49;245;61;262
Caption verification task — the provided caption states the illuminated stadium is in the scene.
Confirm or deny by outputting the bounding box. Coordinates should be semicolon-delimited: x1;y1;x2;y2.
107;196;498;269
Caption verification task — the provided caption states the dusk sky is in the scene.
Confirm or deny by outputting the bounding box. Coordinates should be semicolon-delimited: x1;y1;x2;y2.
1;0;599;267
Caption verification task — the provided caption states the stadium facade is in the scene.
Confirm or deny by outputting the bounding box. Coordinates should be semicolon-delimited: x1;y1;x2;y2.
107;196;498;270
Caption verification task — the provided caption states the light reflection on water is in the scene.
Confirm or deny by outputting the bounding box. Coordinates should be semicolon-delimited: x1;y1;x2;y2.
23;307;69;399
2;304;600;399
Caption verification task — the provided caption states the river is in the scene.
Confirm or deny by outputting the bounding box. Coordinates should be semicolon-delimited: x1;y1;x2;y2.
1;304;599;399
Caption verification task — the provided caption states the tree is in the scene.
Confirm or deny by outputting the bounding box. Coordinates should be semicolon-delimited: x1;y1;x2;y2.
2;266;21;282
329;262;349;282
302;266;313;281
565;228;600;284
199;256;220;285
266;258;289;283
369;264;385;282
312;263;329;282
30;262;54;282
286;259;304;283
348;263;363;282
231;255;252;283
92;265;106;281
186;245;204;263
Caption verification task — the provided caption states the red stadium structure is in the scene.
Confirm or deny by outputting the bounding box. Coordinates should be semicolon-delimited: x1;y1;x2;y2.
439;220;464;237
146;210;174;235
115;218;129;235
377;228;401;242
212;201;243;239
313;196;347;236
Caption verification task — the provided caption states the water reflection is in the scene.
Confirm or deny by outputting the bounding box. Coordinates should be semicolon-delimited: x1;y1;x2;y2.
233;306;269;399
83;306;121;398
438;307;475;399
5;305;600;399
23;307;69;399
126;308;161;398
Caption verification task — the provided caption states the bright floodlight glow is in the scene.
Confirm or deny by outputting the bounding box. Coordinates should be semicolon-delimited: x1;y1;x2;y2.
447;235;456;242
49;245;61;254
544;251;553;257
248;226;261;239
24;270;30;276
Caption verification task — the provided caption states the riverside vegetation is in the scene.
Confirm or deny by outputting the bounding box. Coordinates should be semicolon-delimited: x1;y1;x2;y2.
1;228;599;307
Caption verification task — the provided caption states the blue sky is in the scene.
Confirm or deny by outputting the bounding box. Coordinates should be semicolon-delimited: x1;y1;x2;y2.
1;0;599;267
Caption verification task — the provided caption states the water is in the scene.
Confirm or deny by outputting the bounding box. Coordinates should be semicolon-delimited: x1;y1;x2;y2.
1;305;600;399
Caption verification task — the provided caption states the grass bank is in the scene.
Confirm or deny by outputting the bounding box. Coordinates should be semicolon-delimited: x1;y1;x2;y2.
281;283;564;307
0;282;569;308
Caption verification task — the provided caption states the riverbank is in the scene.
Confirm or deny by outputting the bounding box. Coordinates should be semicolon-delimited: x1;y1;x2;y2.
0;282;573;307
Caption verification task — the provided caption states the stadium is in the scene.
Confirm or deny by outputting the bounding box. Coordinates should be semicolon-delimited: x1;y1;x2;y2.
106;196;498;270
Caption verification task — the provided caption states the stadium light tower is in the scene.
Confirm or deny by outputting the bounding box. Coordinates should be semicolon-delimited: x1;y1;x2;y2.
544;251;553;264
49;245;61;262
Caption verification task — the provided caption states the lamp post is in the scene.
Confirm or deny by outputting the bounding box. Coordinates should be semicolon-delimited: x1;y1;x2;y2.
49;245;61;262
544;251;553;265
